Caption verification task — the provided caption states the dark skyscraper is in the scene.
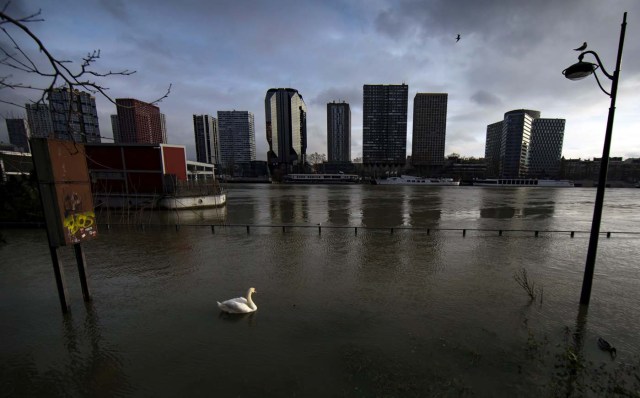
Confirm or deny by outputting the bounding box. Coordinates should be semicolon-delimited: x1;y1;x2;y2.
411;93;448;168
500;109;538;178
485;109;565;178
6;118;30;153
327;101;351;162
115;98;163;144
362;84;408;165
48;87;101;143
265;88;307;173
485;121;503;178
193;114;219;164
25;103;53;138
529;118;566;177
217;110;256;167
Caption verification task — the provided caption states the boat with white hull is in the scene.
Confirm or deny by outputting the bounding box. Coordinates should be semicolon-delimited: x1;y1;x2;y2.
374;175;460;186
473;178;574;187
283;173;360;184
94;192;227;210
156;192;227;209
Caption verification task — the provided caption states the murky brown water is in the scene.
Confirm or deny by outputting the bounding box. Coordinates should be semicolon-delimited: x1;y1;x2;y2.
2;185;639;396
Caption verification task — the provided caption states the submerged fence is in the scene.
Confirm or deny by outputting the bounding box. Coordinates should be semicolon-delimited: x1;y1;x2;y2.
97;222;640;239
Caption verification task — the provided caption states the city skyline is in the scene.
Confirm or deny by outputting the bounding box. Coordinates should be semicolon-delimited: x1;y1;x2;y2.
0;0;639;162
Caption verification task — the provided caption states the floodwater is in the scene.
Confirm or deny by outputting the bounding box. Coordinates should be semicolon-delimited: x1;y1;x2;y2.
2;185;639;397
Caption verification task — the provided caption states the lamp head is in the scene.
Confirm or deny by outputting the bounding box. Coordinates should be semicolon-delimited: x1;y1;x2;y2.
563;61;597;80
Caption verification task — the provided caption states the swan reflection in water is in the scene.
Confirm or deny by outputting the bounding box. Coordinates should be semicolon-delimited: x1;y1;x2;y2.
218;310;256;326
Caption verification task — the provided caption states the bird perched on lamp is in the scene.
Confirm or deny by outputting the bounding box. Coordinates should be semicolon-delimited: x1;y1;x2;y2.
574;42;587;51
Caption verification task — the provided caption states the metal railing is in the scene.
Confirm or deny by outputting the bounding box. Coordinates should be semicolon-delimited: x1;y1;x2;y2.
97;222;640;238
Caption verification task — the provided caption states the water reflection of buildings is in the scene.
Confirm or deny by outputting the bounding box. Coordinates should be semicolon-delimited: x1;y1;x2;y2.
478;188;557;221
407;190;442;227
326;186;363;226
269;187;309;225
361;187;404;228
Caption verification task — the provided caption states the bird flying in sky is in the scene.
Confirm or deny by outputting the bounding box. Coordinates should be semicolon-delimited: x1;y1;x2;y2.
456;34;461;42
574;42;587;51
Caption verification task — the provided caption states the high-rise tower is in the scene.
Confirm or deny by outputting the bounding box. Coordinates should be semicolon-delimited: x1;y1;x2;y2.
115;98;163;144
411;93;447;168
484;121;503;178
362;84;408;165
48;87;101;143
529;119;566;177
485;109;565;178
25;103;53;138
5;118;31;153
193;114;219;165
265;88;307;173
217;110;256;168
500;109;538;178
327;101;351;162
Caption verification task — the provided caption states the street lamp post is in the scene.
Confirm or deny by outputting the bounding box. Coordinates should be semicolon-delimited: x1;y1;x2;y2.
562;12;627;306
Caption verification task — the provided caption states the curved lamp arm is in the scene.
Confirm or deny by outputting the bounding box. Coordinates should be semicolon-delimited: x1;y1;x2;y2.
578;51;614;80
591;69;611;97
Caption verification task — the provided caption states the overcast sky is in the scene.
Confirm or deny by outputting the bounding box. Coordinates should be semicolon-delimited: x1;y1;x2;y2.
1;0;639;161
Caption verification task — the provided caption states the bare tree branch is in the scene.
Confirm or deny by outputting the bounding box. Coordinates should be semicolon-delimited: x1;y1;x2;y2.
0;3;171;111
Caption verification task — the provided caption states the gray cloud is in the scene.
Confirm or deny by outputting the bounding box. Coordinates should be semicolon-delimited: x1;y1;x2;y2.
310;86;362;109
2;0;640;161
97;0;129;21
470;90;502;107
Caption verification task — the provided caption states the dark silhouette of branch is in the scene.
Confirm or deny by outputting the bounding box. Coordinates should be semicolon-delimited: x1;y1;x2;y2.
0;3;171;108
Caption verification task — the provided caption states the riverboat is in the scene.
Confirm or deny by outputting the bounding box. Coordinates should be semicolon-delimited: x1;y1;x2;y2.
473;178;574;187
283;173;360;184
94;191;227;210
156;191;227;209
374;175;460;186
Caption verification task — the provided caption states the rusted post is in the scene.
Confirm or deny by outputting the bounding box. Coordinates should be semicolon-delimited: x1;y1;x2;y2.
50;246;70;313
74;243;91;302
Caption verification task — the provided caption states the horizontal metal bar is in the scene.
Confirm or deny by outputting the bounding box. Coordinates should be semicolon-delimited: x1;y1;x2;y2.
91;222;640;236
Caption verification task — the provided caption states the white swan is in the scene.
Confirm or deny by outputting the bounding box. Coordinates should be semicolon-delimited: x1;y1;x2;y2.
217;287;257;313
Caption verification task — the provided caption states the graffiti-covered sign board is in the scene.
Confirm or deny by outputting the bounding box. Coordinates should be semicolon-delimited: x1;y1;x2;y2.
30;138;98;246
